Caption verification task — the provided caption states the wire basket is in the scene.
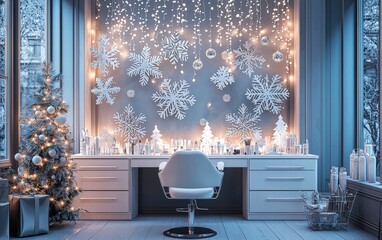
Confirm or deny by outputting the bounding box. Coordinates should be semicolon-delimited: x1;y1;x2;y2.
302;188;357;231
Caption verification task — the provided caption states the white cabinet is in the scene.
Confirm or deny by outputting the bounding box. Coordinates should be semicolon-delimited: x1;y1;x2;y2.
73;156;135;220
244;156;318;220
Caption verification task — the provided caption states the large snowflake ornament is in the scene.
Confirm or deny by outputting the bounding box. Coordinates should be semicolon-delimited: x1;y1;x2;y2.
152;79;196;120
210;66;235;90
127;46;163;86
91;77;121;105
90;35;119;76
233;41;265;77
226;103;261;141
245;74;289;115
113;104;146;142
162;32;189;65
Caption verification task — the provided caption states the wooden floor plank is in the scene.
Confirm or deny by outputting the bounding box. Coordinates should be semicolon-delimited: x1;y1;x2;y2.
220;215;247;240
238;220;279;240
265;221;304;240
285;221;326;240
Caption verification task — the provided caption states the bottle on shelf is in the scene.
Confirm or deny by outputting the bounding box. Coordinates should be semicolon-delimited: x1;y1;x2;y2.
367;151;376;183
353;150;359;180
339;167;347;192
358;150;366;182
349;150;355;179
330;166;339;194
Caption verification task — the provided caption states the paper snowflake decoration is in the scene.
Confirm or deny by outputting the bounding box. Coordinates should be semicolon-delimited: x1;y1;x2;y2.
210;66;235;90
245;74;289;115
127;46;163;86
162;32;189;64
233;41;265;77
226;103;261;141
90;35;119;76
113;104;146;142
152;79;196;120
91;77;121;105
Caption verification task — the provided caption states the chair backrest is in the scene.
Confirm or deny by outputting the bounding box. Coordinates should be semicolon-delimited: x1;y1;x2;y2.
158;150;223;188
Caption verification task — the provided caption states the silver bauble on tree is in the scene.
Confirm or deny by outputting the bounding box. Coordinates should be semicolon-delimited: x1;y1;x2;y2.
32;155;43;165
14;153;23;161
47;106;56;114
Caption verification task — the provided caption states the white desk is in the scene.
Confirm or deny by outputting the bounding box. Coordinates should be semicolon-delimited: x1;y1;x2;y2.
72;154;318;220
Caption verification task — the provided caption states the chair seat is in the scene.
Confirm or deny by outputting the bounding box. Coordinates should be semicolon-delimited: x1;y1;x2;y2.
169;187;214;199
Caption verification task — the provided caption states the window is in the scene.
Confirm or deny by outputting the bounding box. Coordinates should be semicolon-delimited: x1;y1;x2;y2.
362;0;380;174
0;0;6;160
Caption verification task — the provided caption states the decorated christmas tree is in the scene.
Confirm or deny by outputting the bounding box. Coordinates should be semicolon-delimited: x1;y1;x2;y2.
201;122;213;154
272;115;288;152
151;125;162;154
14;62;80;223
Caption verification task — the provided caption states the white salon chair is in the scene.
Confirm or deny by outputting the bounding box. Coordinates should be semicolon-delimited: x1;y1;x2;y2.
158;150;224;239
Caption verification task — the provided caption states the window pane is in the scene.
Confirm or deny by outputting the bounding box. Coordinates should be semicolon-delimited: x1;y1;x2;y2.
20;0;46;118
0;0;6;159
363;0;380;174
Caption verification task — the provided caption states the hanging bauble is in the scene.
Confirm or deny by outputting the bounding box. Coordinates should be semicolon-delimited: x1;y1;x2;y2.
32;155;43;165
199;118;207;127
222;94;231;103
55;115;67;126
48;149;57;156
272;51;284;62
51;175;56;180
206;48;217;59
18;166;28;177
47;106;56;114
39;134;46;141
59;157;67;163
192;59;203;71
261;36;270;46
221;51;229;60
14;153;23;161
35;110;43;118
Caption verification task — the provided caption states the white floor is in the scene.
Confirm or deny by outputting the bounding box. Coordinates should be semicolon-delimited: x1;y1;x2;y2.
12;214;377;240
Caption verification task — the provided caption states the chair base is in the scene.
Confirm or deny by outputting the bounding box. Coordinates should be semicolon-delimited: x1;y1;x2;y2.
163;227;217;239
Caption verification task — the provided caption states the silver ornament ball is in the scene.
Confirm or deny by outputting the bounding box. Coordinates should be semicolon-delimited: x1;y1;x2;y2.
48;149;57;156
192;59;203;71
32;155;43;165
14;153;23;161
206;48;217;59
47;106;56;114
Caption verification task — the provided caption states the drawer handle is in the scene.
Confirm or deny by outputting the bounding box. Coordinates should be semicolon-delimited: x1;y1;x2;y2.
78;166;119;169
265;166;305;170
80;177;118;180
266;177;305;181
266;197;303;202
80;197;118;200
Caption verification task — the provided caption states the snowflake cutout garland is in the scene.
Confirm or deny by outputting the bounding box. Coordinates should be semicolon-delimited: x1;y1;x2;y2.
226;103;261;141
210;66;235;90
90;35;119;76
245;74;289;115
233;41;265;77
113;104;146;143
91;77;121;105
162;32;189;65
127;46;163;86
152;79;196;120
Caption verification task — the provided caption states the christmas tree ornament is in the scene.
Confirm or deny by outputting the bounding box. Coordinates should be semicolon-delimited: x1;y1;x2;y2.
55;115;67;126
18;166;28;177
210;66;235;90
113;104;146;143
233;41;266;77
162;32;189;65
59;157;67;163
272;115;288;152
206;48;217;59
201;122;214;154
127;89;135;98
261;36;270;46
226;103;261;141
152;79;196;120
47;106;55;114
14;153;23;161
51;175;56;180
127;46;163;86
48;149;57;156
223;94;231;103
151;125;163;154
91;77;121;105
32;155;43;165
199;118;207;126
272;51;284;62
39;134;46;141
90;34;119;76
46;124;57;131
35;110;43;118
245;74;289;115
41;179;47;186
192;59;203;70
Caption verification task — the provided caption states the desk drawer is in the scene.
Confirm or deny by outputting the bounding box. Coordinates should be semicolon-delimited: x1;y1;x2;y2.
76;171;129;190
74;191;130;213
75;159;129;171
250;171;316;190
249;159;316;171
249;191;307;213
